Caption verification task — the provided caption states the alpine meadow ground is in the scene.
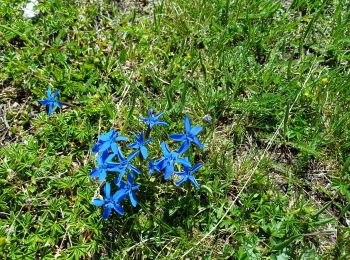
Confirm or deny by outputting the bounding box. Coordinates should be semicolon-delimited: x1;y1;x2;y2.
0;0;350;259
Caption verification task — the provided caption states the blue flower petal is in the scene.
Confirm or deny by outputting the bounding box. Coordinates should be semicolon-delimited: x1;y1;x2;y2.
193;136;204;149
139;131;144;141
99;142;110;153
177;140;190;154
128;151;139;162
176;176;188;186
127;173;134;186
55;101;61;109
176;157;191;167
161;142;171;157
104;182;111;199
170;134;186;141
39;100;49;105
53;89;60;98
106;163;120;172
116;171;127;186
99;133;110;142
129;164;141;175
148;108;153;118
115;136;128;142
92;142;102;154
154;112;164;120
129;192;138;207
92;198;105;206
116;149;126;161
184;116;191;133
46;87;51;97
113;204;125;215
113;189;127;202
106;130;114;138
189;176;200;189
154;121;168;126
140;146;148;159
105;154;115;163
191;163;204;173
164;164;174;180
89;168;100;178
144;138;153;145
98;150;110;164
48;103;54;116
128;143;139;149
132;184;140;191
156;158;166;171
148;160;156;175
110;142;120;155
191;125;203;135
140;117;148;123
102;206;112;219
98;170;107;183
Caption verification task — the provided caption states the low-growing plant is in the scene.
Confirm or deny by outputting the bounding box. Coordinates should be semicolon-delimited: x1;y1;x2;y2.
38;87;61;116
89;108;205;219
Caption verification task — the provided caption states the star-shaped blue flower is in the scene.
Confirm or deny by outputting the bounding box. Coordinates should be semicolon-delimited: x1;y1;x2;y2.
115;173;140;207
175;158;203;189
128;131;152;159
114;150;141;185
157;142;191;180
140;108;168;129
89;152;120;182
39;88;61;116
92;130;128;155
147;159;162;175
92;182;125;219
170;116;204;152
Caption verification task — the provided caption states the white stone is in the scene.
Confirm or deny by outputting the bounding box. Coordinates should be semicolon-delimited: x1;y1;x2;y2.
23;0;39;19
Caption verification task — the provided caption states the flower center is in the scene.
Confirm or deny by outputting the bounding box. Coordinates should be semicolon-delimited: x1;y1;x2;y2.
187;133;194;139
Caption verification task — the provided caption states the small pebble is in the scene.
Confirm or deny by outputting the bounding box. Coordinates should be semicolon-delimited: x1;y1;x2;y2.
203;114;212;123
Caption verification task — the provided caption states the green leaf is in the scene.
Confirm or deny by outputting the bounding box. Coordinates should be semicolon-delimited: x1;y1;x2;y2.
272;234;303;251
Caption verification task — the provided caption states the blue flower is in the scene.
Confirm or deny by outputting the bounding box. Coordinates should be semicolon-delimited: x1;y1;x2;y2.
92;130;128;155
140;108;168;129
114;150;141;185
115;173;140;207
92;182;125;219
128;131;152;159
89;152;120;182
157;142;191;180
147;159;162;175
39;88;61;116
175;158;203;189
170;116;204;152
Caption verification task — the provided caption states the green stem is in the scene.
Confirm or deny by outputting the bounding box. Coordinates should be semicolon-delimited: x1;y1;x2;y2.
138;201;176;234
0;24;48;47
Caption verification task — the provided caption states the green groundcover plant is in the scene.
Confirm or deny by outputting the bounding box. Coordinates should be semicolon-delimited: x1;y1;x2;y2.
1;0;350;258
39;91;205;219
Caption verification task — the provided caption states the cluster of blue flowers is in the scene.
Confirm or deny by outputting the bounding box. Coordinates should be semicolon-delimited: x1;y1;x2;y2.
39;89;205;219
90;108;204;219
